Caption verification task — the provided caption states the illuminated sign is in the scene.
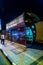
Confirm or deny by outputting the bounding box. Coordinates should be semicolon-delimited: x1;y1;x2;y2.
26;27;33;41
18;14;24;23
6;13;24;29
17;14;25;26
6;19;17;29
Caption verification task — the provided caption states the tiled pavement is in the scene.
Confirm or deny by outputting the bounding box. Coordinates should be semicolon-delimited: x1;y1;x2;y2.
0;40;43;65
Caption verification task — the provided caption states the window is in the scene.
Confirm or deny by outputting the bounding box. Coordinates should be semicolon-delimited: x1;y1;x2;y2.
26;27;33;41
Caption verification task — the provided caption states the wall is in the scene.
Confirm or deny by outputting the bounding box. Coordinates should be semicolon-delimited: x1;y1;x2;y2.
35;21;43;43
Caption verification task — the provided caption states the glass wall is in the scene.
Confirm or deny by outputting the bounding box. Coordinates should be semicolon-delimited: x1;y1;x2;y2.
6;13;26;45
26;27;33;42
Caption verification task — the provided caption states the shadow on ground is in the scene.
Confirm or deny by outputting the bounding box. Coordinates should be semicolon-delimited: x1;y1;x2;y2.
26;42;43;50
30;56;43;65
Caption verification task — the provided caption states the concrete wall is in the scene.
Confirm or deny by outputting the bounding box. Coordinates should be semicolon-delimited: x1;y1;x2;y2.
35;21;43;43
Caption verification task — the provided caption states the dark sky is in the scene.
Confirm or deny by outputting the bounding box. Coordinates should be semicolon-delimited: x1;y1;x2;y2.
0;0;43;29
0;0;43;19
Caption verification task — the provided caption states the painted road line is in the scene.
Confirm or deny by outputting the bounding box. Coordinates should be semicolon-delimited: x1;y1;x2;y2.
3;51;7;56
23;52;42;64
23;52;37;61
12;63;16;65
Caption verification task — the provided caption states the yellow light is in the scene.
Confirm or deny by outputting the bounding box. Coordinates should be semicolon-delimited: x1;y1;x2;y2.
25;20;28;22
27;12;32;16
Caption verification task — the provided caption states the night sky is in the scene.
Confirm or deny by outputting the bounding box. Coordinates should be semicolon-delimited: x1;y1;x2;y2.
0;0;43;29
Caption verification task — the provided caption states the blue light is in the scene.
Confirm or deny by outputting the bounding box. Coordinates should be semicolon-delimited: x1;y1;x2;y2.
12;32;18;36
12;31;19;40
26;27;33;41
30;29;33;35
32;25;34;29
40;0;43;3
26;30;29;35
14;33;18;35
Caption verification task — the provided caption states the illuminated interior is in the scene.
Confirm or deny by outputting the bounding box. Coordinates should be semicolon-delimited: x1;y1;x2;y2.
26;27;33;42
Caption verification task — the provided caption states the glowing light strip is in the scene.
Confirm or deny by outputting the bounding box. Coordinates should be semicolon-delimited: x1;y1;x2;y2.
12;63;16;65
3;51;7;56
6;13;24;29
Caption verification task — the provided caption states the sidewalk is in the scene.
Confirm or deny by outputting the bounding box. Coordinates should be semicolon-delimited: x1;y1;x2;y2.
0;40;43;65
